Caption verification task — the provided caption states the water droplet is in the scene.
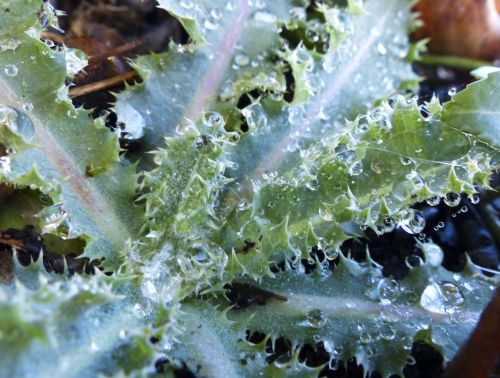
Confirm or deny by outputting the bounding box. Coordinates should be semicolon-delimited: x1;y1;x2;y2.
305;28;320;43
38;203;67;234
141;279;159;302
370;161;383;174
400;156;414;166
306;179;319;191
234;54;249;66
255;0;266;9
426;196;440;206
376;42;387;55
4;64;18;77
382;217;396;232
470;194;480;204
237;201;250;212
204;19;219;30
0;38;21;52
325;247;339;260
22;102;33;112
202;111;223;127
44;39;55;48
444;193;461;207
153;154;163;166
368;106;386;123
421;243;443;266
67;108;78;119
379;322;396;340
194;134;215;154
333;345;344;355
420;281;465;314
133;302;146;317
359;329;372;344
39;193;51;203
210;9;222;19
399;209;425;234
306;309;327;328
402;336;413;350
242;103;267;129
349;161;363;176
323;340;333;353
460;205;468;213
319;208;333;221
405;254;423;268
229;133;240;143
180;0;193;9
254;11;277;23
0;156;11;175
377;278;400;304
119;329;127;339
407;171;424;190
337;149;356;165
290;7;306;21
406;356;416;365
288;106;304;125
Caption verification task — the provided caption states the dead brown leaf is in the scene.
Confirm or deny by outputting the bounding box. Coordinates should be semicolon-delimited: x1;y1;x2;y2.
414;0;500;61
443;288;500;378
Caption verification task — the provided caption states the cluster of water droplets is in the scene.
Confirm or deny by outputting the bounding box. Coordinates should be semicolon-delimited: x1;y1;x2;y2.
420;281;465;315
416;243;466;316
396;208;426;235
242;102;267;131
0;38;21;53
335;143;365;177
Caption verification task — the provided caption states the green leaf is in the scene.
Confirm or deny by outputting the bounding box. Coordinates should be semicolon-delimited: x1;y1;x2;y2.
170;300;323;378
116;0;293;155
0;1;142;264
0;259;150;377
226;250;499;377
219;98;495;279
442;71;500;149
138;121;236;296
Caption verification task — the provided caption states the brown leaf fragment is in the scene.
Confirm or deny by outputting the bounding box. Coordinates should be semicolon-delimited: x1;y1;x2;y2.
443;287;500;378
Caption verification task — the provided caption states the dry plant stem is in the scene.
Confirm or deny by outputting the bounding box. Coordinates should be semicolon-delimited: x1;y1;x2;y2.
88;39;144;64
443;287;500;378
419;54;493;70
68;70;138;98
